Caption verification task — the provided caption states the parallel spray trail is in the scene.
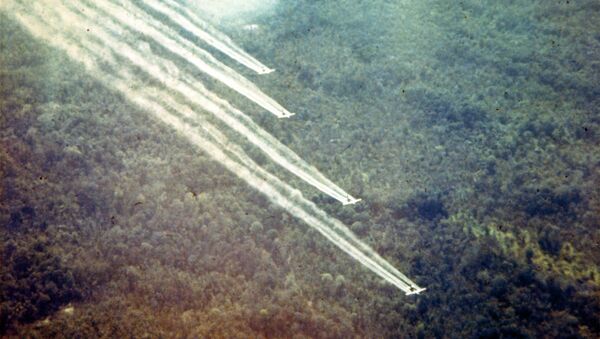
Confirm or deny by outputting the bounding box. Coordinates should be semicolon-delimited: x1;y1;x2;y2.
3;0;424;295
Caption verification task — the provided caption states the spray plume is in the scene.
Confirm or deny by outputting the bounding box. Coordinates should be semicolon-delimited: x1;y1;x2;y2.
143;0;275;74
2;0;424;295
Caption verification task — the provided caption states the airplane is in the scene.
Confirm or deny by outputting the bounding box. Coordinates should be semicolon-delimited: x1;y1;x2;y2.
343;197;362;205
406;287;427;295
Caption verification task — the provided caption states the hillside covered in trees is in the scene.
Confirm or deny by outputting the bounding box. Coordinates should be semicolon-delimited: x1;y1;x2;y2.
2;0;600;337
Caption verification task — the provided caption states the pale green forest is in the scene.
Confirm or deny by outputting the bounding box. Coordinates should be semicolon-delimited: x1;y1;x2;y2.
1;0;599;337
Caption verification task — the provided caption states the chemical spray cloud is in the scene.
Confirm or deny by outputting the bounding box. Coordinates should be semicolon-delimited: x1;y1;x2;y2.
3;0;424;295
64;0;360;206
145;0;275;74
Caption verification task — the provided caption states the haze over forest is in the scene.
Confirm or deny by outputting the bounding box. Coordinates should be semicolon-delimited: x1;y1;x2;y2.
1;0;599;337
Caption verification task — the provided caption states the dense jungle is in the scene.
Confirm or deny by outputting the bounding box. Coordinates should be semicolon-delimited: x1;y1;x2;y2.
1;0;599;337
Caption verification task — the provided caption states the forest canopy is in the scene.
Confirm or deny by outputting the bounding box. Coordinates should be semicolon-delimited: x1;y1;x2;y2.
1;0;600;337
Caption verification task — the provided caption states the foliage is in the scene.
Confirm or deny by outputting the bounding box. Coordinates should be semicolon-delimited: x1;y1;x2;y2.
1;0;600;337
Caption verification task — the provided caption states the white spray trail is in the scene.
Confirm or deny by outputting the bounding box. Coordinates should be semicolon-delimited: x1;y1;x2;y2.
143;0;275;74
81;0;294;118
193;85;362;205
53;0;359;205
4;0;424;295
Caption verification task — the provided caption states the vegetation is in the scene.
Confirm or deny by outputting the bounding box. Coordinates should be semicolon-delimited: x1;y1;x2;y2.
2;0;599;337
